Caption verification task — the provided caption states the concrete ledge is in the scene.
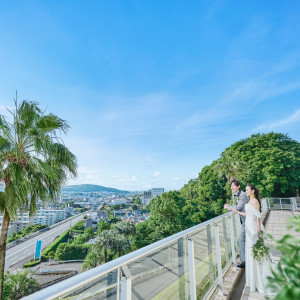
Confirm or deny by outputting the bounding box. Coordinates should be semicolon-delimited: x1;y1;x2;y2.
211;263;243;300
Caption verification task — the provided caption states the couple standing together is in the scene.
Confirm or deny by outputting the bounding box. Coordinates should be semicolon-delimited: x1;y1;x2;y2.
224;180;274;295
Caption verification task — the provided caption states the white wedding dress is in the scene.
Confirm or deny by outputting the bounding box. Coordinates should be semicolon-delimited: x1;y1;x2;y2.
245;203;275;295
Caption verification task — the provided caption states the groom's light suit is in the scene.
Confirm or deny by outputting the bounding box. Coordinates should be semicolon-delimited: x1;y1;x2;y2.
228;190;249;262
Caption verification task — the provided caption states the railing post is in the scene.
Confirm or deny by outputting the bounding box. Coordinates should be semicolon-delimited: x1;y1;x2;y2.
229;216;237;268
177;238;186;300
206;224;215;284
222;217;230;262
214;223;223;295
121;265;132;300
280;198;282;210
117;267;120;300
187;237;196;300
292;198;297;211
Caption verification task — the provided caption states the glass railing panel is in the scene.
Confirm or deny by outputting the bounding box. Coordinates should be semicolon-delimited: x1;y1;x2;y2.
269;198;281;209
128;236;189;300
281;198;292;209
215;218;231;270
233;214;240;252
190;225;217;299
58;270;119;300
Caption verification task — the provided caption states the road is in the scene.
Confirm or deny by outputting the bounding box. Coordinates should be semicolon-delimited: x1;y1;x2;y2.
5;214;85;270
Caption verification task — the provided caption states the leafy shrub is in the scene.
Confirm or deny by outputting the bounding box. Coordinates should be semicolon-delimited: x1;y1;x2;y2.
42;230;70;259
23;260;41;268
55;243;92;261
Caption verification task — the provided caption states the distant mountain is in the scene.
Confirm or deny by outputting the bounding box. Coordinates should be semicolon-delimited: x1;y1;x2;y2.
61;184;129;194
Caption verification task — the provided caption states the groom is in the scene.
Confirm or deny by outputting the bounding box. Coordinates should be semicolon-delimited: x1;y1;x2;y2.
224;179;249;268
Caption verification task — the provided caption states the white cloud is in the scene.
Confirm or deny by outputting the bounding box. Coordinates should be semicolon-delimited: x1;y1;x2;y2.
71;166;103;185
255;110;300;131
153;171;160;178
256;81;300;104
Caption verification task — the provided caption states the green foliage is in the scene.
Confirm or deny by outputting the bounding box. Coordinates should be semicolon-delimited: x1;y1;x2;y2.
97;219;111;234
133;197;141;205
112;221;135;237
55;243;92;261
74;234;87;244
131;204;138;211
85;227;94;239
0;99;77;299
220;133;300;197
149;191;187;240
82;249;104;271
41;230;70;259
3;269;40;299
132;220;154;249
23;260;41;268
69;220;85;233
251;232;270;263
267;217;300;299
7;224;48;243
48;251;55;259
131;133;300;252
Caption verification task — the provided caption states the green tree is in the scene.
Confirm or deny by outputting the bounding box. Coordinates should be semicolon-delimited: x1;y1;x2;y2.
3;269;40;299
97;219;110;234
148;191;187;242
55;243;91;261
114;233;131;257
82;249;104;271
214;148;247;204
94;230;116;262
132;221;154;249
222;133;300;197
113;221;135;237
0;100;77;299
85;227;94;240
48;251;55;260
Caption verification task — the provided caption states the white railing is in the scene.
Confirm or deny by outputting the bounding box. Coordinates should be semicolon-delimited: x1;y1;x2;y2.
265;197;299;211
23;211;241;300
23;197;297;300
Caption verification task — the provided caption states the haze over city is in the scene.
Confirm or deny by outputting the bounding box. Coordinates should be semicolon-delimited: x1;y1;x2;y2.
0;1;300;190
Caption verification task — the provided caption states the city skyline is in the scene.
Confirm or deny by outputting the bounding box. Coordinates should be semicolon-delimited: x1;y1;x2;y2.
0;1;300;190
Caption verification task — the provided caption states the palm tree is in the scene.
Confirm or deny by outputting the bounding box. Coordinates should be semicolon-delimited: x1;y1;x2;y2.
82;249;104;271
114;233;131;257
0;99;77;299
113;221;135;237
94;230;116;262
214;148;247;204
3;269;40;299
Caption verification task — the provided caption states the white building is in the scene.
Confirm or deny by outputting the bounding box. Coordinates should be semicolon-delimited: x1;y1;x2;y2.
110;199;127;205
142;188;165;205
37;209;66;225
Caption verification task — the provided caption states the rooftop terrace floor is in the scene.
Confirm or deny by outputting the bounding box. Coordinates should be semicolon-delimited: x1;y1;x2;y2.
242;210;300;300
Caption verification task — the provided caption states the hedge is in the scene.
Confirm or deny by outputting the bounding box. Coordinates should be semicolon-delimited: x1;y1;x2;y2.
41;231;70;260
23;260;41;268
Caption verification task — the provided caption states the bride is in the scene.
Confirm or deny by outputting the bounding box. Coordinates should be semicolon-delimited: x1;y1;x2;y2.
232;183;275;295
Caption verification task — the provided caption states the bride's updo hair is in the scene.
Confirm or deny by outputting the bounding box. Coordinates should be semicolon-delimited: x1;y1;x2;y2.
247;184;261;212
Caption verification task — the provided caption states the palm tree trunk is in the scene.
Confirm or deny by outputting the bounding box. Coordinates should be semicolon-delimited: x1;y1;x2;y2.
104;248;107;263
0;209;10;300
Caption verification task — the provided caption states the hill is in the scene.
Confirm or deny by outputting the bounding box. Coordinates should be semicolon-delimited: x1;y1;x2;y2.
61;184;129;194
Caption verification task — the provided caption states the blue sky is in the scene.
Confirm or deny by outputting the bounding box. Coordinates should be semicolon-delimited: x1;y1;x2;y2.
0;1;299;191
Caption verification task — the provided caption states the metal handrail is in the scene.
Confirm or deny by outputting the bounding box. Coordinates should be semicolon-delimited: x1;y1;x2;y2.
24;197;296;300
23;211;235;300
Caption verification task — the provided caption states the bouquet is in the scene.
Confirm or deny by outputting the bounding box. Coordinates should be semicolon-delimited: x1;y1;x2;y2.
251;232;270;263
